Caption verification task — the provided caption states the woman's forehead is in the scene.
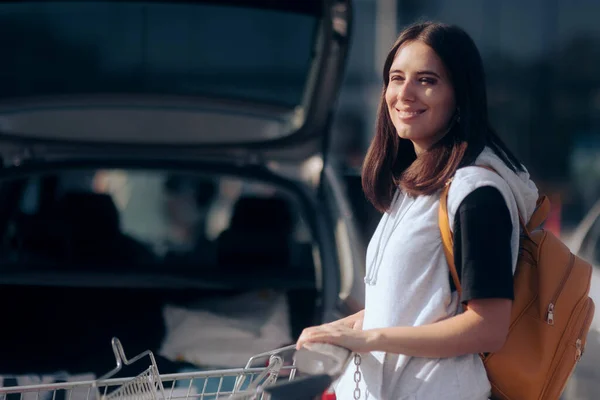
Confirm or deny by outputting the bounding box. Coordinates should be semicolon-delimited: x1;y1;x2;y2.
390;41;447;77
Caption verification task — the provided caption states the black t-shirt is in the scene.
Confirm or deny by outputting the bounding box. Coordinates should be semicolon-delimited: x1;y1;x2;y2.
450;186;515;304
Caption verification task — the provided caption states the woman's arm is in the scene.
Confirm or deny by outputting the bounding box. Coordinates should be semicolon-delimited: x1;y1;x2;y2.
297;299;511;355
297;186;515;356
367;186;515;357
364;298;511;357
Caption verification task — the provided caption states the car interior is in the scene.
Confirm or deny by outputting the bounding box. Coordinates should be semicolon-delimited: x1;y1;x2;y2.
0;168;320;377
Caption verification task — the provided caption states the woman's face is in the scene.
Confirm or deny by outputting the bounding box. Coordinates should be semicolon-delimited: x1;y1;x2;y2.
385;41;456;154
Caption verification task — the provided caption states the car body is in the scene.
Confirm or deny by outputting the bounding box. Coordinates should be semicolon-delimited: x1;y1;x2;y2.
0;0;367;381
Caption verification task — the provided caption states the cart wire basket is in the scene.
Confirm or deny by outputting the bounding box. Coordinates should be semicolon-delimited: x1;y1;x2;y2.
0;338;352;400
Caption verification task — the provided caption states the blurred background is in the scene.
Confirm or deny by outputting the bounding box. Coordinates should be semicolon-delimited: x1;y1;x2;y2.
329;0;600;241
2;0;598;239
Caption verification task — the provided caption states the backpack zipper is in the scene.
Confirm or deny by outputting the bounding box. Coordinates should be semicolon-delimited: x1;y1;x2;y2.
575;340;583;362
541;299;593;399
575;301;594;362
546;253;575;325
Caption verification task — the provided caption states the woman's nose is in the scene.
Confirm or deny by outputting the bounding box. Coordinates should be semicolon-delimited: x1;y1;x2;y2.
398;81;415;102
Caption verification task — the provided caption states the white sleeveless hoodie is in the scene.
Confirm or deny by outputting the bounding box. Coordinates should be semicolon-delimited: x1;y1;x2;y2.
334;147;539;400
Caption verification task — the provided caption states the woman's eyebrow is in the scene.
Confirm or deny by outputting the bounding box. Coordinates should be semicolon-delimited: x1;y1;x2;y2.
416;70;441;78
389;69;442;79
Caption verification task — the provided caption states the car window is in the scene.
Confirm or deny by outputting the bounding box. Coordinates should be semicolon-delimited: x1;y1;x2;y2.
580;212;600;266
0;1;316;106
0;169;322;376
5;168;314;274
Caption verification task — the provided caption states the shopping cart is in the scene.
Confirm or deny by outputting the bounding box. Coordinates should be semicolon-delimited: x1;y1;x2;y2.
0;338;352;400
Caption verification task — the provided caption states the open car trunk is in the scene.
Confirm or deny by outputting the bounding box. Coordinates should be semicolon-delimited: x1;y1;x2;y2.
0;0;352;163
0;162;328;376
0;0;352;379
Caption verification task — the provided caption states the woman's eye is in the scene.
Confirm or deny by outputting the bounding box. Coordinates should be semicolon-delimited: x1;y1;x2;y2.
390;75;403;82
420;77;437;85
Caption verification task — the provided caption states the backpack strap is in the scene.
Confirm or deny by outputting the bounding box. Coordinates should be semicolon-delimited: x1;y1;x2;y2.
439;180;462;295
527;195;551;232
438;165;549;294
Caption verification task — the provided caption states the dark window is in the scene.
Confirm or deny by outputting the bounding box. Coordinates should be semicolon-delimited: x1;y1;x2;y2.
0;2;317;106
4;169;316;274
0;168;320;377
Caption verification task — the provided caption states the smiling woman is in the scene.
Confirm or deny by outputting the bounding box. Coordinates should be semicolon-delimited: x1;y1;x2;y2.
361;23;526;213
296;21;541;400
385;41;456;154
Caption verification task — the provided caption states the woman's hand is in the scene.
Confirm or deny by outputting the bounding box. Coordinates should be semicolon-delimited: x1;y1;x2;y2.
296;323;376;353
331;313;364;331
349;313;364;330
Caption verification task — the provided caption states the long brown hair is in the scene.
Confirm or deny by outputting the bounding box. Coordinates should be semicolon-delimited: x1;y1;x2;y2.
362;21;524;212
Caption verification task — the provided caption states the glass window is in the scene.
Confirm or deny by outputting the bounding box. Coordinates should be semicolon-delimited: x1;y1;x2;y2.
6;168;314;273
0;2;317;106
0;167;320;377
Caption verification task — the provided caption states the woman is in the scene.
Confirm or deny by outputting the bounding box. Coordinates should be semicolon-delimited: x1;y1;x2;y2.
296;21;539;399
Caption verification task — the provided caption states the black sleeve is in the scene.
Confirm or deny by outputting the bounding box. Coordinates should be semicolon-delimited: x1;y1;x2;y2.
450;186;514;304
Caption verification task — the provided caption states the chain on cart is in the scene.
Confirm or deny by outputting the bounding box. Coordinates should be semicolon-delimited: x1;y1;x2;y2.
0;338;353;400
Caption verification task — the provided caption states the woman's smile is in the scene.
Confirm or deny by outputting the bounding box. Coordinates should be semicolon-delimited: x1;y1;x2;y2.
395;108;427;121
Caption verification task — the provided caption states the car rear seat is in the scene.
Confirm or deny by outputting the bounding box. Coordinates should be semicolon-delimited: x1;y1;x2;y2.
11;191;154;265
53;192;155;265
217;196;292;268
0;195;317;377
216;196;318;339
0;193;168;376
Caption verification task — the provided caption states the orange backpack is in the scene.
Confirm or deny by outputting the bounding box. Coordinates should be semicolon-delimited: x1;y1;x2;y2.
439;168;595;400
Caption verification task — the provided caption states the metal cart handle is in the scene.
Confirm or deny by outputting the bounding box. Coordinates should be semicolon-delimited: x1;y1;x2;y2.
294;342;353;377
236;344;352;400
96;337;160;381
